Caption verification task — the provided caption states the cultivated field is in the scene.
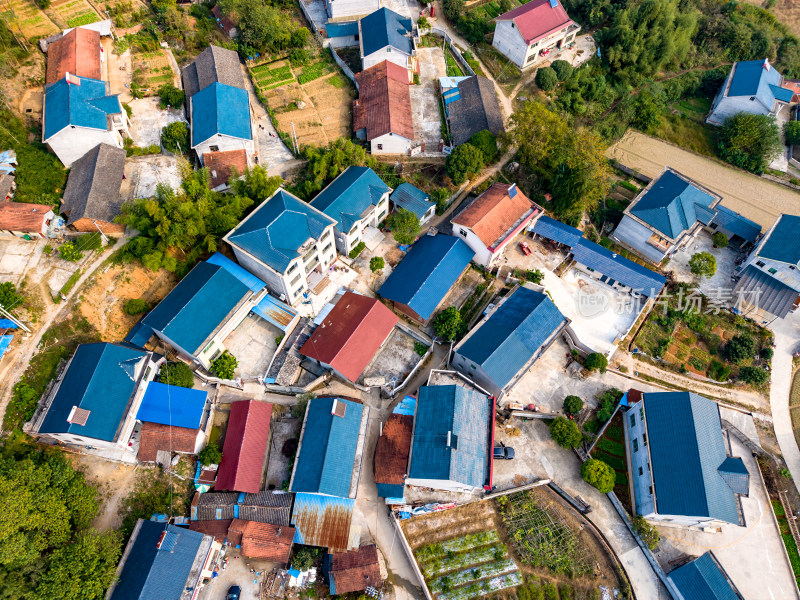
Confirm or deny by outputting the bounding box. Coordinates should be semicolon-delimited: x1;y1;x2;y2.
48;0;100;29
3;0;59;38
131;49;179;95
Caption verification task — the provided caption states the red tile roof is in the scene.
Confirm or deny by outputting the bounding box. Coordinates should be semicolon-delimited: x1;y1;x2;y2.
204;149;247;188
353;61;414;141
329;544;382;594
46;28;102;84
299;291;398;382
452;183;537;248
0;202;51;233
189;519;233;543
496;0;575;46
227;519;295;563
137;422;199;462
374;414;412;486
216;400;272;493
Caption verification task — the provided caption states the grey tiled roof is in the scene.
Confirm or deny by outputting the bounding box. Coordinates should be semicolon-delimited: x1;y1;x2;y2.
182;45;245;99
61;143;126;225
195;492;238;520
239;492;293;526
734;264;798;318
448;76;504;146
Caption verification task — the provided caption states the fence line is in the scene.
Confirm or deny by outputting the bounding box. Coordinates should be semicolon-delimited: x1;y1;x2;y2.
330;46;359;91
430;28;476;77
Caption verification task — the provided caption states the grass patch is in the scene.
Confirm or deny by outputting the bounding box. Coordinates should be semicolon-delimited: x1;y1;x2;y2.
297;61;329;85
652;112;716;157
67;11;98;27
55;269;83;302
446;50;464;77
327;75;344;88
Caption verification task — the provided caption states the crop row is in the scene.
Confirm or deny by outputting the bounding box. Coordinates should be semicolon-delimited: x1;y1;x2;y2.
422;544;508;578
438;571;523;600
430;558;516;593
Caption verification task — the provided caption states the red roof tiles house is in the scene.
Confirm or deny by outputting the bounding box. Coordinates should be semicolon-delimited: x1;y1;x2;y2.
0;202;53;234
353;61;414;141
299;291;398;382
216;400;272;493
227;519;295;563
203;149;248;189
496;0;575;45
374;414;412;487
189;519;233;543
452;183;536;248
328;544;382;594
46;28;102;84
137;422;199;462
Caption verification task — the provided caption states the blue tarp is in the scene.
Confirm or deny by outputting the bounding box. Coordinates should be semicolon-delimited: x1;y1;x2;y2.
0;319;18;329
137;382;208;429
206;252;266;292
326;21;359;37
0;335;12;359
393;395;416;416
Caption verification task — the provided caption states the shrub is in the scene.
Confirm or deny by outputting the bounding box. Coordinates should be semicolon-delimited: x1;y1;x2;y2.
785;120;800;146
525;269;544;283
585;352;608;373
370;256;385;272
581;458;615;493
0;282;23;311
633;515;660;549
468;129;499;163
349;241;366;259
198;443;222;466
551;59;573;81
414;342;428;356
711;231;729;248
739;366;769;384
388;208;421;245
433;188;450;215
708;359;732;382
158;362;195;388
43;244;53;256
160;121;189;154
76;233;105;254
563;395;584;416
211;351;238;379
535;66;558;91
725;334;755;364
433;306;462;341
123;298;149;315
147;144;161;154
157;83;185;109
550;416;582;448
596;388;621;422
689;251;716;278
718;113;782;174
761;347;774;361
446;143;485;185
59;242;84;262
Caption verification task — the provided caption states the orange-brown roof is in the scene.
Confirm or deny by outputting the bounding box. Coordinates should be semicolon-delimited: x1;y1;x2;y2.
227;519;295;563
204;149;247;188
452;183;536;247
374;413;412;486
46;28;102;84
328;544;382;594
0;201;51;232
353;61;414;141
189;519;233;543
137;422;198;462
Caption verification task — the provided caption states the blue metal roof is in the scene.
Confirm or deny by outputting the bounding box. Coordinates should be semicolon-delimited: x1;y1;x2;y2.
191;82;252;145
391;183;434;220
124;319;153;348
142;261;250;355
136;382;208;429
642;392;742;524
758;214;800;264
310;166;390;232
770;83;794;103
291;492;354;551
44;76;121;139
206;251;266;292
457;287;566;391
408;385;489;488
393;395;417;416
711;206;761;243
728;60;783;104
39;342;147;442
378;235;474;321
291;398;364;497
630;171;717;239
360;7;413;56
326;21;359;37
228;189;337;273
532;215;583;247
572;239;666;298
718;457;749;496
376;482;405;499
109;521;207;600
670;552;741;600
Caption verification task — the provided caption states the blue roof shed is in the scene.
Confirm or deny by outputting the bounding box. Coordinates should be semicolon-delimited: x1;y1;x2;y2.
391;183;434;221
532;215;583;247
669;552;743;600
141;261;251;355
408;385;490;489
136;382;208;429
711;206;762;244
206;251;266;292
191;82;252;145
291;397;364;498
227;189;337;273
310;166;390;232
758;214;800;265
44;76;121;139
378;235;474;322
360;8;413;56
39;342;148;442
456;286;567;392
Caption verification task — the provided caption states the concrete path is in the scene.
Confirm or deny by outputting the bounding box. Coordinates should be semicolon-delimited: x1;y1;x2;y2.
770;313;800;482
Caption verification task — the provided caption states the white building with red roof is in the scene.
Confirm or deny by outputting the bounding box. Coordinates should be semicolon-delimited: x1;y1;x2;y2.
492;0;579;70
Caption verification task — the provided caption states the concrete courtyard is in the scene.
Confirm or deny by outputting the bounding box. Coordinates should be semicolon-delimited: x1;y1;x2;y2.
223;314;282;379
410;47;446;152
664;230;742;297
0;237;43;286
361;327;423;387
127;97;185;148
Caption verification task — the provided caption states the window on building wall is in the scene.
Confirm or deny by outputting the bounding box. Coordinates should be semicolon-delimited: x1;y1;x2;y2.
377;144;383;150
290;273;301;286
459;228;467;238
642;432;647;446
639;407;644;420
209;145;220;152
649;485;653;495
638;466;643;476
756;261;765;268
769;267;778;274
288;262;298;274
323;243;333;254
633;438;639;452
629;413;636;427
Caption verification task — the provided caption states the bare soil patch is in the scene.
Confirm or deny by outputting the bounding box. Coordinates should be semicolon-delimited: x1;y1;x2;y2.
773;0;800;37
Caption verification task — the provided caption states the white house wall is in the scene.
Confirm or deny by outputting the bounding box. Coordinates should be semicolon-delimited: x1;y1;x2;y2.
370;133;412;155
708;95;774;126
46;127;122;167
404;477;480;493
453;225;493;266
326;0;379;20
363;46;410;72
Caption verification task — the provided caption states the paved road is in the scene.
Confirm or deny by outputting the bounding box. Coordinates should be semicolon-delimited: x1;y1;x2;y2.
770;313;800;482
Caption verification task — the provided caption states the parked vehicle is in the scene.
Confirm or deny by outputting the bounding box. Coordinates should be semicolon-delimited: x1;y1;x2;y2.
493;445;515;460
519;241;532;256
227;586;241;600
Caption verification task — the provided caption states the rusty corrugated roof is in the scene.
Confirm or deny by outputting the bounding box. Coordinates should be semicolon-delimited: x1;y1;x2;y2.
290;493;354;552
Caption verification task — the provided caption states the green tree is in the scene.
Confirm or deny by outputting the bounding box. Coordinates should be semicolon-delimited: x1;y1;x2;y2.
581;458;615;493
585;352;608;373
160;121;189;154
59;242;84;262
417;15;430;29
535;66;558;91
388;208;421;245
550;416;582;448
468;129;499;163
726;334;756;363
198;443;222;466
446;143;485;185
0;282;23;311
509;102;569;172
370;256;385;272
157;83;185;109
123;298;149;315
739;366;768;384
292;546;321;570
433;306;463;341
785;121;800;146
632;516;660;550
550;59;573;81
689;251;716;278
211;351;238;379
563;395;584;416
711;231;729;248
219;0;310;56
293;139;370;199
433;188;450;215
717;113;783;174
231;165;283;202
158;362;195;388
632;91;664;133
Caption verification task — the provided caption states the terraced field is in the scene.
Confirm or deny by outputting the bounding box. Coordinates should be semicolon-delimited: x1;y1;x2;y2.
3;0;58;38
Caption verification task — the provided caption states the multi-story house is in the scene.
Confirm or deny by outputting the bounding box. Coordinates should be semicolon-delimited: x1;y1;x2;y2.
707;59;794;126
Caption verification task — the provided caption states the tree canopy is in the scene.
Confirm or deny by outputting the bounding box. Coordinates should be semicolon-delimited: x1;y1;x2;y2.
292;139;370;200
717;113;783;174
217;0;310;56
433;307;463;341
158;362;195;388
535;67;558;91
689;251;716;278
446;144;485;185
387;209;421;245
550;417;583;448
581;458;616;493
